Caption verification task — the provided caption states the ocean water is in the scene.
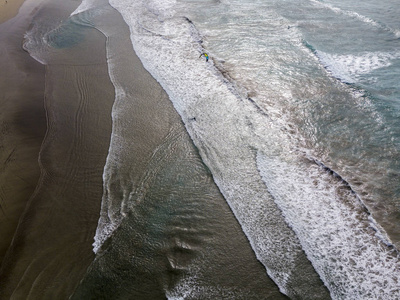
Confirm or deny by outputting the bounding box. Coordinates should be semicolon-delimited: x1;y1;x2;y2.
66;0;300;298
65;0;400;298
21;0;400;298
91;0;400;298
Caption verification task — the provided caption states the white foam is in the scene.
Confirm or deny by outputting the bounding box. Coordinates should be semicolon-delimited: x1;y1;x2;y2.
316;50;399;83
22;31;47;65
309;0;400;38
107;0;327;297
166;274;257;299
257;152;400;299
309;0;380;29
101;0;400;297
71;0;97;16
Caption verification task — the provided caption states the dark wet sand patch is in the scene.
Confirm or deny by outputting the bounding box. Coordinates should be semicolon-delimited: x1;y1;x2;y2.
0;0;115;298
0;0;46;267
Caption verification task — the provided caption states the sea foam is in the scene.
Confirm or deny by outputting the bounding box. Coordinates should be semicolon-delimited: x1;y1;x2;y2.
316;50;400;83
257;152;400;299
78;0;400;298
105;0;328;297
309;0;400;38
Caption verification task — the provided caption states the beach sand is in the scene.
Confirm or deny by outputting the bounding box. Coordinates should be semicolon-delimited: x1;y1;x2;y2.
0;0;114;298
0;0;26;24
0;0;46;267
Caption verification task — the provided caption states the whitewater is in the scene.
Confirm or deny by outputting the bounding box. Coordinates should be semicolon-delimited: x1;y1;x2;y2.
61;0;400;298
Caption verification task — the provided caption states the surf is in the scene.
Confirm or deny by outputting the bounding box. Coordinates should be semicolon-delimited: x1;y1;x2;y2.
101;0;400;298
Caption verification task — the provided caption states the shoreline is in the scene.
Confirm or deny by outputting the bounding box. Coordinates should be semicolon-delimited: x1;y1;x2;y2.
72;2;289;299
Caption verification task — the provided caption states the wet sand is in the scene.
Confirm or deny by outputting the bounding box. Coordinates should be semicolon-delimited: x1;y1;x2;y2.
0;0;46;267
0;0;26;23
0;0;115;298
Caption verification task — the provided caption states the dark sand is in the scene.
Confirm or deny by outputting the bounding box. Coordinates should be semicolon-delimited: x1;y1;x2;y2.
0;0;26;23
0;0;114;298
0;0;46;267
